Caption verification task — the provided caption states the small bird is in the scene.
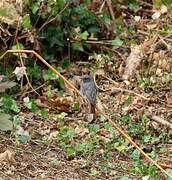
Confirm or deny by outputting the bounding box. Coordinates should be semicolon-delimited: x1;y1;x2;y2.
80;74;97;113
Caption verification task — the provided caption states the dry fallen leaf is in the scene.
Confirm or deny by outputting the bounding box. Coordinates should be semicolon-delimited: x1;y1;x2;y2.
0;75;17;92
37;95;74;112
0;149;15;163
0;81;17;92
75;126;89;138
160;5;167;14
48;131;59;140
134;16;141;22
13;66;26;81
0;0;22;27
122;45;143;80
152;11;161;20
99;128;110;137
146;23;157;30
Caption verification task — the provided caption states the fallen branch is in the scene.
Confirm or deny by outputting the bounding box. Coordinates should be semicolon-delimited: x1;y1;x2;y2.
151;115;172;130
1;49;171;178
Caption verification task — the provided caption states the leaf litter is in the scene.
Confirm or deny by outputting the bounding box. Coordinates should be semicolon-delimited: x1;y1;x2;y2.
2;1;172;179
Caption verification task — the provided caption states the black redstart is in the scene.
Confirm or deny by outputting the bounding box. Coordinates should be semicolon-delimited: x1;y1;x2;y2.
80;74;97;113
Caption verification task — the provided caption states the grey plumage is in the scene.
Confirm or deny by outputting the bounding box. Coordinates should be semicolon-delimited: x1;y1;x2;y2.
80;74;97;113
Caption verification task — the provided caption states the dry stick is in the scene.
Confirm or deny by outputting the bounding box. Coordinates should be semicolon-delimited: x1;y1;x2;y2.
70;39;129;49
99;0;106;13
0;50;171;178
106;0;115;21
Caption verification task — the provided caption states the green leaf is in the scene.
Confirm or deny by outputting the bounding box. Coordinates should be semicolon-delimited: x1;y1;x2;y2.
104;122;113;131
50;160;60;167
72;42;84;51
166;169;172;180
112;38;123;47
2;96;20;113
90;168;100;177
115;143;126;152
99;114;106;122
43;69;59;81
37;109;49;118
11;43;24;50
22;14;32;29
143;135;151;143
120;176;132;180
13;115;20;129
128;2;140;11
24;100;38;113
18;134;31;144
67;146;76;157
79;31;89;40
28;63;41;80
132;149;140;161
72;103;80;111
89;124;100;134
31;2;40;14
0;113;13;131
44;72;57;81
0;9;8;17
57;78;64;88
62;59;71;69
57;112;68;121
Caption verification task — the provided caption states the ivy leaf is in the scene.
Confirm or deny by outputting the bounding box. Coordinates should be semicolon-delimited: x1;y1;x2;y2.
72;42;84;51
31;2;40;14
0;113;13;131
112;38;123;47
89;124;100;134
79;31;89;40
2;96;20;113
22;14;32;29
43;69;59;81
67;146;76;157
72;103;80;111
11;43;27;58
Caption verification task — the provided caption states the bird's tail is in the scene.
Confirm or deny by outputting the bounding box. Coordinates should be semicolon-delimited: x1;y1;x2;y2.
91;103;96;113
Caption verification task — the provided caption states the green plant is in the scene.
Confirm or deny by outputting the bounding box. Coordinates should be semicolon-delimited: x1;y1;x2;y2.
138;78;152;91
131;149;158;179
1;95;20;113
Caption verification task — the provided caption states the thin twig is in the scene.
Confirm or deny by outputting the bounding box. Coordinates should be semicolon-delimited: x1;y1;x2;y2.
38;1;70;32
102;75;149;100
150;115;172;130
102;46;126;61
105;0;115;21
24;83;46;95
16;42;40;96
70;39;129;48
99;0;106;13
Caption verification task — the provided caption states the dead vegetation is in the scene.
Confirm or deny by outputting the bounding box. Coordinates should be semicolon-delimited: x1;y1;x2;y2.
1;0;172;179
